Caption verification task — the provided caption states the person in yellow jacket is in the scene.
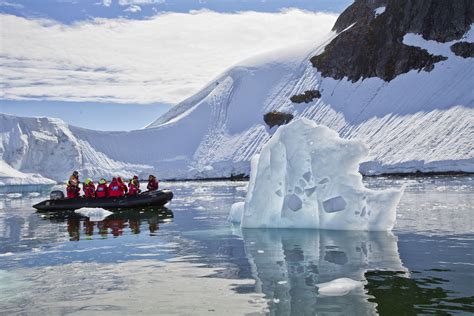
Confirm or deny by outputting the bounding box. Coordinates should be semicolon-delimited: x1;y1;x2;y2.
69;170;80;186
66;171;80;199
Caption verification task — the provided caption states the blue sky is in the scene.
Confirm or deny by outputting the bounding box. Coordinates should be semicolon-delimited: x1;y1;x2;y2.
0;0;351;130
0;100;171;131
0;0;351;23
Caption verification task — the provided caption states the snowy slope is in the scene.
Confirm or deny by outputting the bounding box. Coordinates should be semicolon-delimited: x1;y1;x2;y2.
0;160;55;186
1;10;473;183
0;114;152;183
144;26;474;176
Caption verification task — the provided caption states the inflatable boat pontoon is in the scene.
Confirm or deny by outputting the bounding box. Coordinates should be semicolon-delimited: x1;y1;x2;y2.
33;190;173;212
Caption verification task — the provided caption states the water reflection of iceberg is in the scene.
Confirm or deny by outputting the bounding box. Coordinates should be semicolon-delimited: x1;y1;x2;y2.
241;229;406;315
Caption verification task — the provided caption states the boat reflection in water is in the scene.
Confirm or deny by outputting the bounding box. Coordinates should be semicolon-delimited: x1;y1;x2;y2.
238;228;407;315
37;207;174;241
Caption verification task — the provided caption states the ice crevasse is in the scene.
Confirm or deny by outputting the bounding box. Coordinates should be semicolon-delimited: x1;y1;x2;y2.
229;118;404;231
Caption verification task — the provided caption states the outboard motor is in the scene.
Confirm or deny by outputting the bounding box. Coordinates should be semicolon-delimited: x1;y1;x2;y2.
50;190;65;200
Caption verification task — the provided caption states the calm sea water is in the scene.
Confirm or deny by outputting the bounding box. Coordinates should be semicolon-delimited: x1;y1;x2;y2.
0;177;473;315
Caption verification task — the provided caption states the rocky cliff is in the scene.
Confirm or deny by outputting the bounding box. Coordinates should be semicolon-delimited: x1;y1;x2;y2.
311;0;473;81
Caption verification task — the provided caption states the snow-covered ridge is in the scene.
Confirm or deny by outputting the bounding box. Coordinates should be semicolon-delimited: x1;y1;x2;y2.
145;26;473;177
1;23;473;183
0;114;153;183
0;160;55;186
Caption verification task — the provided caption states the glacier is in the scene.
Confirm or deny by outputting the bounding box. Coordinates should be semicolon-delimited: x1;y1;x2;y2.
1;24;473;184
229;118;404;231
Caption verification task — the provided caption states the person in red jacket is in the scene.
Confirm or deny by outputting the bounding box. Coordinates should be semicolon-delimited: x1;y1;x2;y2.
66;179;80;199
132;175;140;190
117;177;128;194
128;178;139;196
147;175;159;191
109;177;124;197
96;178;108;198
83;178;96;198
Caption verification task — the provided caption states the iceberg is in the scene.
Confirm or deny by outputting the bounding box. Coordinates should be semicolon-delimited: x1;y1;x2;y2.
0;160;56;193
232;118;403;231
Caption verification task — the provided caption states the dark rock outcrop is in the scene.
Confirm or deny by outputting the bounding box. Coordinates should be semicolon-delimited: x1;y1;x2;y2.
332;0;387;33
290;90;322;103
263;111;294;128
311;0;473;82
450;42;474;58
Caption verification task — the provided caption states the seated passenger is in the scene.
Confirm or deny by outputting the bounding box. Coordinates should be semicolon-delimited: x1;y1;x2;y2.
128;179;139;196
109;177;125;197
147;175;159;191
83;178;96;198
117;177;128;194
96;178;108;198
132;175;141;193
66;180;80;199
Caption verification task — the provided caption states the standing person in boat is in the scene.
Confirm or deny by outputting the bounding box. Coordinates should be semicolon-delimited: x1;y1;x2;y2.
69;170;80;186
96;178;108;198
66;179;80;199
83;178;96;198
128;178;139;196
147;175;159;191
66;170;81;198
109;177;125;197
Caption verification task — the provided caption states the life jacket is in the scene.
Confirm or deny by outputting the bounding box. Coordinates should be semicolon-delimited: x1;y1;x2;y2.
117;178;128;194
66;182;80;199
83;182;96;198
128;182;139;196
147;178;159;191
96;183;108;198
109;180;124;197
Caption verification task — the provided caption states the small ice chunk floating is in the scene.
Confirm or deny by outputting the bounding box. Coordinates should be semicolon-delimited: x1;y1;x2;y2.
316;278;363;296
229;118;404;231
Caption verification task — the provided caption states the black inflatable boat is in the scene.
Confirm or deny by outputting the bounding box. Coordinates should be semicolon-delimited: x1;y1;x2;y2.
33;190;173;212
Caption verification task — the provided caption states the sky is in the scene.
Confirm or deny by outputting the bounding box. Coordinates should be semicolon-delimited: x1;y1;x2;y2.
0;0;352;130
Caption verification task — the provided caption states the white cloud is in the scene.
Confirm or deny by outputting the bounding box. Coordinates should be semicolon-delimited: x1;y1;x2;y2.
118;0;164;5
0;1;24;9
102;0;112;7
124;4;141;12
0;10;337;104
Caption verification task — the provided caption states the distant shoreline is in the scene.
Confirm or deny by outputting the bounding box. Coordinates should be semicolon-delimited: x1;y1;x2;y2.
2;172;471;188
162;171;473;182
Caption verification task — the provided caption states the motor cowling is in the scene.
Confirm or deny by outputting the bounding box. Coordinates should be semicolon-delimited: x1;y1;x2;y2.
50;190;65;200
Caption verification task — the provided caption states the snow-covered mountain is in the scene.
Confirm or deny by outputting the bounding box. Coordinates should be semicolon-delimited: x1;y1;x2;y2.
0;114;152;183
1;0;473;184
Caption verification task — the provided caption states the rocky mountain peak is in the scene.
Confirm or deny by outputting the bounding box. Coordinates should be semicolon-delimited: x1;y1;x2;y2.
311;0;474;82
